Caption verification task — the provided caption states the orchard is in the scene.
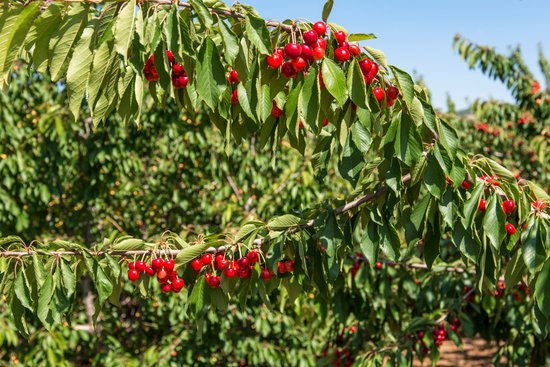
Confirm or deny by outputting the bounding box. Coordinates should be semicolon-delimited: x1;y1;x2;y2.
0;0;549;366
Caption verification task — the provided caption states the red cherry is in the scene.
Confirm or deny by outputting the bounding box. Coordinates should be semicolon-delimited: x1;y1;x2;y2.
339;41;349;50
366;63;378;84
274;48;284;56
292;57;306;72
373;88;385;102
247;250;259;264
237;257;249;269
300;44;314;61
386;86;399;100
359;58;373;75
267;54;283;69
207;275;221;288
479;199;487;211
277;262;286;274
334;47;350;62
238;267;249;278
161;283;172;293
461;180;470;190
349;44;361;57
313;47;325;60
224;267;236;278
128;261;136;270
172;278;184;290
228;69;239;84
166;50;175;64
191;258;202;271
231;89;239;105
316;38;327;49
172;63;185;77
375;261;383;270
497;280;505;290
334;31;346;44
145;266;156;276
281;61;297;78
303;30;318;45
271;100;283;118
135;261;147;272
152;258;164;271
313;21;327;36
261;268;272;281
386;99;395;107
502;200;515;215
284;43;302;59
157;268;168;281
176;76;189;88
201;253;213;265
284;260;294;272
163;259;175;271
506;223;516;235
128;269;140;281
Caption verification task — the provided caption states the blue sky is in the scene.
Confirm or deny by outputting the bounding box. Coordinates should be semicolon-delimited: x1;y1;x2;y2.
241;0;550;111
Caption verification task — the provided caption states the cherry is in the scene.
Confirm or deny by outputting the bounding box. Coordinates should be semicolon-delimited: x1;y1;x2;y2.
161;283;172;293
128;261;136;270
303;30;318;45
313;21;327;36
386;99;395;107
284;43;302;59
166;50;175;64
228;69;239;84
152;258;164;271
359;58;373;75
316;38;327;49
191;258;202;271
201;253;213;265
502;200;515;215
157;268;168;281
267;54;283;69
237;257;250;269
479;199;487;211
349;44;361;57
281;61;297;78
216;254;229;270
366;63;378;84
506;223;516;235
238;267;249;278
128;269;140;281
531;199;547;211
261;267;272;281
247;250;259;264
173;76;189;89
339;41;349;50
334;47;350;62
386;86;399;100
135;261;147;272
334;31;346;44
271;100;283;118
277;262;286;274
231;89;239;105
313;47;325;60
300;44;314;61
373;88;385;103
172;278;185;290
497;280;505;290
417;331;425;339
292;57;307;72
163;259;175;271
172;63;185;77
375;261;383;270
207;275;221;288
224;267;236;278
284;260;294;272
145;266;156;276
461;180;470;190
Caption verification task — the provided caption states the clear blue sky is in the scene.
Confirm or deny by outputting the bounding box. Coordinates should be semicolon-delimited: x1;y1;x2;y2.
240;0;550;111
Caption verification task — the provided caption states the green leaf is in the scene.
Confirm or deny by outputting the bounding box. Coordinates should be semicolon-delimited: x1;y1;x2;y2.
452;221;480;262
87;39;114;108
267;214;302;231
347;59;368;109
505;251;525;289
322;0;334;22
482;195;505;252
351;120;371;153
389;65;414;107
66;22;95;120
189;0;213;28
424;152;446;199
424;218;441;269
218;16;239;64
245;13;271;55
380;221;401;260
364;45;387;69
320;211;343;266
0;3;39;84
536;258;550;318
174;241;214;269
348;33;377;42
60;259;76;299
299;67;320;130
189;277;207;317
361;220;379;265
31;3;61;73
83;254;113;305
322;58;348;106
235;222;264;243
14;269;32;311
113;0;136;61
37;272;54;328
462;182;485;229
522;218;544;273
111;238;145;251
49;4;87;82
395;111;422;166
196;38;226;109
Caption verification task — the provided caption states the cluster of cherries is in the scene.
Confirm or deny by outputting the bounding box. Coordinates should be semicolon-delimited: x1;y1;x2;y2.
494;279;506;298
127;258;185;293
190;250;289;289
143;54;159;82
350;253;383;277
512;282;530;302
228;69;240;105
166;50;189;89
478;197;517;235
